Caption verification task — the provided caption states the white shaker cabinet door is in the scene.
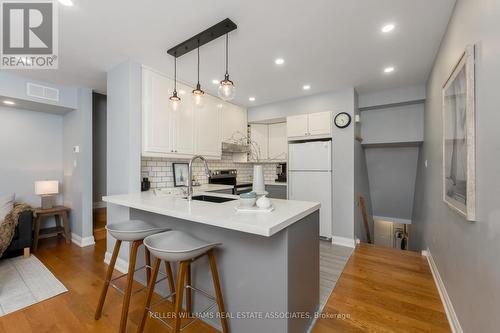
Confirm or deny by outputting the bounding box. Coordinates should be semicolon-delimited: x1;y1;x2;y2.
195;95;222;158
308;111;332;137
142;68;172;154
286;114;309;138
268;122;287;161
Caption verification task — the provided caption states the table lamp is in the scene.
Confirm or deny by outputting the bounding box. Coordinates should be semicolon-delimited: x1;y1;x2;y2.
35;180;59;209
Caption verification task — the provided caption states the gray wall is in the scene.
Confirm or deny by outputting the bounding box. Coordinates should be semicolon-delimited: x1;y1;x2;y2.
62;88;93;239
0;72;93;241
92;92;107;204
0;106;63;228
106;60;142;260
248;88;356;241
361;103;424;144
412;0;500;331
365;147;419;222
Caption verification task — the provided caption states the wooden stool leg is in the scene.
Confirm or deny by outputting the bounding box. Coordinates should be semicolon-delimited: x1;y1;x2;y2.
173;261;188;333
144;246;151;283
119;240;141;333
137;257;161;333
95;239;122;320
33;216;42;253
62;212;71;244
164;261;176;305
208;250;229;333
186;263;192;316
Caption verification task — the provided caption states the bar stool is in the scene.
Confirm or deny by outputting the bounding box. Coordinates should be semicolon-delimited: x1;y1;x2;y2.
94;220;173;333
137;230;229;333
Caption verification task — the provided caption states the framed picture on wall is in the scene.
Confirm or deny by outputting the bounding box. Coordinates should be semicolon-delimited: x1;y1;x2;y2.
173;163;189;187
442;45;476;221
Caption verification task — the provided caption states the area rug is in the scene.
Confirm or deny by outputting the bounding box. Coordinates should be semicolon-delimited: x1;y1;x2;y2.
0;255;67;316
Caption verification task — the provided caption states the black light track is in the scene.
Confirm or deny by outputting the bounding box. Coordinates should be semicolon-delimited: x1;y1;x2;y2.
167;18;237;58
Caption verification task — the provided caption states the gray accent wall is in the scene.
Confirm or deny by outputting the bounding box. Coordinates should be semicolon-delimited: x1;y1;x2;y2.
62;88;93;239
0;106;63;228
248;88;356;241
412;0;500;331
365;147;419;221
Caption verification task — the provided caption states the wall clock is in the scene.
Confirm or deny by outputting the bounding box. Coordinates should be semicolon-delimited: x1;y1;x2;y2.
334;112;351;128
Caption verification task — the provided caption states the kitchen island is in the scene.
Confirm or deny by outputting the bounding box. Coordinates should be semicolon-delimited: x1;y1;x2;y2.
103;186;320;333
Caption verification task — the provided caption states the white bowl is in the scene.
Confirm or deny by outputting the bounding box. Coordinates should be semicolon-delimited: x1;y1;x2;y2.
239;197;256;207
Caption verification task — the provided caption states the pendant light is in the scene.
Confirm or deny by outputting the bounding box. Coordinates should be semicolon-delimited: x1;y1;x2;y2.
218;33;235;101
192;41;205;107
169;55;181;110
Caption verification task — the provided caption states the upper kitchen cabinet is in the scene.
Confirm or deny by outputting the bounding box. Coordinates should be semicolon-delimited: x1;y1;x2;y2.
249;122;287;162
249;123;269;161
286;114;309;138
268;122;287;160
142;67;172;155
222;103;247;142
142;66;222;159
286;111;332;140
195;94;222;159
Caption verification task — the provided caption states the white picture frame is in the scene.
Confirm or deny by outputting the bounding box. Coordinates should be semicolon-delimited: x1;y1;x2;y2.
442;45;476;221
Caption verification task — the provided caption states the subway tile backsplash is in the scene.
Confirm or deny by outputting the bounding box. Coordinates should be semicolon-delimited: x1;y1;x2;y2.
141;154;279;189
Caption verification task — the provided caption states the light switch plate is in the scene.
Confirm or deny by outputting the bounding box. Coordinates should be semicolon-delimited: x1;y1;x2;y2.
354;114;361;123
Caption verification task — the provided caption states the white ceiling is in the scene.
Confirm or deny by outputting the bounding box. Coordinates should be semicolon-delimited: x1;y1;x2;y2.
9;0;455;107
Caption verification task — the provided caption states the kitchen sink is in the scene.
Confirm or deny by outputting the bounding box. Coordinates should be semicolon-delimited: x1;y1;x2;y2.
190;195;237;203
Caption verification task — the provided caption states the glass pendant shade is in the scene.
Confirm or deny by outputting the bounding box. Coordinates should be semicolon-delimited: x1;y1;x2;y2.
218;33;235;101
170;90;180;110
218;75;235;101
192;84;205;107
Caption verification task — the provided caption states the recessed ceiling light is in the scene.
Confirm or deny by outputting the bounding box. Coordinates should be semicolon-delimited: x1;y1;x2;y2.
381;24;395;33
274;58;285;65
3;100;15;105
248;97;256;102
58;0;74;6
212;79;219;85
384;66;395;73
303;85;311;90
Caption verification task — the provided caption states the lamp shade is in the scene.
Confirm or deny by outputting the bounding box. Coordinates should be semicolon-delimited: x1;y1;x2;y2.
35;180;59;195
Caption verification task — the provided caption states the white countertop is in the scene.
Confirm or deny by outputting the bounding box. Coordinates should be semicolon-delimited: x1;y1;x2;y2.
103;186;319;237
265;181;287;186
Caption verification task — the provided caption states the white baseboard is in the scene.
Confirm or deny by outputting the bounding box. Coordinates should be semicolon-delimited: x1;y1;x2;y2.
71;233;95;247
425;248;463;333
104;251;129;274
332;236;355;248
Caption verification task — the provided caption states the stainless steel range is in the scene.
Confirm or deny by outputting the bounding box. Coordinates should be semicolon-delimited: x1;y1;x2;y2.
209;169;253;195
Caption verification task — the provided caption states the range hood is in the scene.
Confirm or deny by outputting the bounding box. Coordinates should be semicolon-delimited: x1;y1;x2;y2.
222;141;250;153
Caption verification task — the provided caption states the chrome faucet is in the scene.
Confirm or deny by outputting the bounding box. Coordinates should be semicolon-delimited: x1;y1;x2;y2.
187;155;211;201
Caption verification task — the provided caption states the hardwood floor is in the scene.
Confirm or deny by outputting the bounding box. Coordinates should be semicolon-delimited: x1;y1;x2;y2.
313;243;451;333
0;239;450;333
92;208;107;241
0;238;219;333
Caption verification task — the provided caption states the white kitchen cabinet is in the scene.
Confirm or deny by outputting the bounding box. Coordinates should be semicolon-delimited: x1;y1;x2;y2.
286;114;309;138
308;111;332;136
268;122;287;160
249;124;269;161
142;66;224;159
172;96;195;156
286;111;332;139
142;68;172;155
222;103;247;142
195;95;222;158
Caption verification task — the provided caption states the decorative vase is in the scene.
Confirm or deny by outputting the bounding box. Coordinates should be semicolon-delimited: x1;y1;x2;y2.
252;165;266;194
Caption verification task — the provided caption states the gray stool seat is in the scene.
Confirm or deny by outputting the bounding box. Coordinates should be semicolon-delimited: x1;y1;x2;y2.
144;230;221;262
106;220;170;241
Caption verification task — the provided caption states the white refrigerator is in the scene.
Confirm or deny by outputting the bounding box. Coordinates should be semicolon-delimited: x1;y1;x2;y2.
288;140;332;239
